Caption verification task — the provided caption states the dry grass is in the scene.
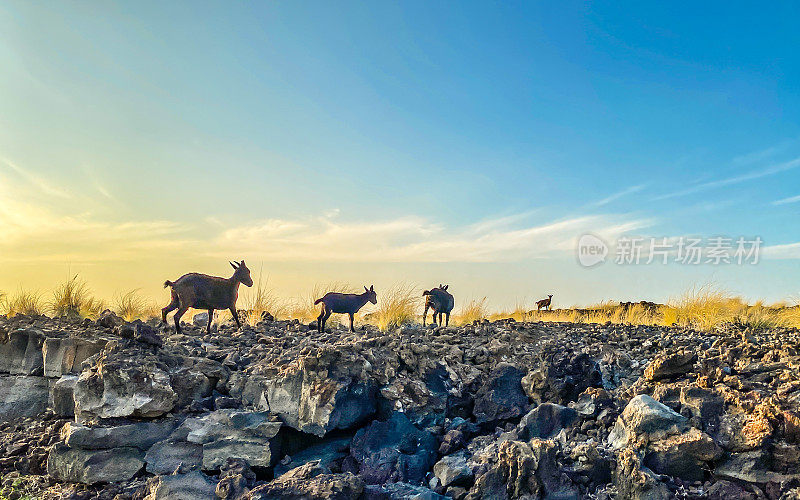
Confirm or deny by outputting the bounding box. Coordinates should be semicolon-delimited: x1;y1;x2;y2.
241;274;289;326
49;275;105;319
113;289;153;321
3;288;43;317
489;300;534;323
454;297;488;326
369;282;421;331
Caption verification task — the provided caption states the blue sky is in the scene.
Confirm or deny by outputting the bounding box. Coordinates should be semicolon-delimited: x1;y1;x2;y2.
2;1;800;308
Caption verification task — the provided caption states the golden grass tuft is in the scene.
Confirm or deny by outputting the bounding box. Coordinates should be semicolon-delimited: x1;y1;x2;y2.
50;275;105;319
488;300;534;323
113;289;153;321
241;274;289;326
4;288;43;317
454;297;488;326
370;282;421;332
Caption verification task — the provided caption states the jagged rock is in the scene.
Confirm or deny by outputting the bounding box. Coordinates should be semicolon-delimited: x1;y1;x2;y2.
247;461;364;500
255;364;378;437
216;458;256;500
0;375;49;421
571;387;613;417
644;351;697;381
51;375;78;417
679;385;724;428
274;436;352;477
438;429;466;455
608;395;688;449
642;427;722;481
522;351;602;405
717;411;772;452
364;482;447;499
433;453;472;488
74;351;177;420
470;439;576;499
144;470;216;500
714;449;800;483
705;480;755;500
349;412;438;485
170;368;213;409
97;309;124;329
63;419;180;450
177;410;282;470
144;441;203;474
472;364;528;424
42;337;105;377
0;328;44;375
193;312;210;327
517;403;577;440
613;447;671;500
47;443;144;484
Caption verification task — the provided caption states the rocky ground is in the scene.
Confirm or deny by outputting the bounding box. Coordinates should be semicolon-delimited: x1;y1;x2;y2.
1;310;800;499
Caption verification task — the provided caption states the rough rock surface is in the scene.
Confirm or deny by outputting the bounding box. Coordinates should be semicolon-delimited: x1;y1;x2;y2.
0;312;799;499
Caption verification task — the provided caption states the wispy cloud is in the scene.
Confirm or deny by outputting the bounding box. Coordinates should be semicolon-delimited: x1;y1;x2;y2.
592;184;647;207
732;138;796;165
654;157;800;200
1;157;73;199
0;169;653;264
762;242;800;259
772;194;800;206
214;212;653;263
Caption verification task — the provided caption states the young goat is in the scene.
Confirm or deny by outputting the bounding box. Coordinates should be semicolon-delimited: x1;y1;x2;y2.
536;294;553;311
314;285;377;333
162;260;254;334
423;284;455;327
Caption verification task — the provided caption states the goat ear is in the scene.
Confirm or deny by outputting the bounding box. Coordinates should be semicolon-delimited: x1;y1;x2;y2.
230;261;238;270
364;286;369;292
240;260;246;266
370;285;374;291
443;285;449;290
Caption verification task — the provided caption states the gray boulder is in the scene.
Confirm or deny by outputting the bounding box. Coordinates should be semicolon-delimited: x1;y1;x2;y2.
608;395;688;449
42;337;105;377
247;461;364;500
364;482;447;500
273;436;352;477
144;470;216;500
51;375;78;417
643;427;723;481
644;352;696;381
74;357;177;420
64;419;180;450
350;412;438;485
517;403;577;440
0;375;49;421
472;364;528;424
256;371;377;437
614;447;671;500
0;328;44;375
47;443;144;484
433;453;472;488
145;441;203;475
176;410;282;470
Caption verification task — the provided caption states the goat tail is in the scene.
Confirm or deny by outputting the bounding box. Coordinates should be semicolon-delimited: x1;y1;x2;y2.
313;297;323;305
422;290;430;296
163;280;174;288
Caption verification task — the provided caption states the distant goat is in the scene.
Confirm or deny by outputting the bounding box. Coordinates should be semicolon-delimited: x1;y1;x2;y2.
536;294;553;311
162;260;254;335
314;285;377;333
423;284;455;327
